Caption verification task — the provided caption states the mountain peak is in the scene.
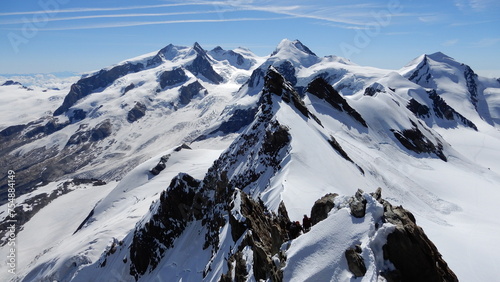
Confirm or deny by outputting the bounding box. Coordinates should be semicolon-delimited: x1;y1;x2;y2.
425;52;455;63
272;39;317;57
269;39;319;68
192;42;205;54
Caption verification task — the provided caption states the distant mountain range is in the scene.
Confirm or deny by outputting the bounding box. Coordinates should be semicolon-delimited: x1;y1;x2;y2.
1;39;499;281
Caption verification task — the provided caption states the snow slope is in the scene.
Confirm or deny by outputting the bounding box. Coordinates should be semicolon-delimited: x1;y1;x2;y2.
0;39;499;281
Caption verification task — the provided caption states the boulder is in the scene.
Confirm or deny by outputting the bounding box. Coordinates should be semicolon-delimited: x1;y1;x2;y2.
310;193;338;225
345;247;367;278
127;102;147;123
379;192;458;282
349;189;367;218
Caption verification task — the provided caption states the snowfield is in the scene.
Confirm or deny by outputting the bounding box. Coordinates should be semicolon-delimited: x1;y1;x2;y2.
1;39;499;281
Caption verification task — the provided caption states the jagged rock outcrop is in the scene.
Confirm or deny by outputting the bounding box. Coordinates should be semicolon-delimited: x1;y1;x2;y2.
122;83;135;95
248;68;266;88
310;193;337;225
407;55;432;85
407;98;431;118
0;124;26;138
276;61;297;86
66;120;112;146
391;120;447;161
146;44;177;67
345;246;367;278
129;173;205;280
379;196;458;282
69;109;87;123
127;102;147;123
306;77;368;127
307;188;457;281
158;68;188;88
186;42;223;84
149;154;170;175
265;67;321;125
220;251;248;282
364;82;386;97
427;90;477;130
224;190;290;281
178;81;207;105
25;119;69;138
349;189;367;218
408;90;477;131
327;135;364;174
464;65;479;111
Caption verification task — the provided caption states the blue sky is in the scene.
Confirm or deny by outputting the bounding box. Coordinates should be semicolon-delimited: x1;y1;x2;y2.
1;0;499;77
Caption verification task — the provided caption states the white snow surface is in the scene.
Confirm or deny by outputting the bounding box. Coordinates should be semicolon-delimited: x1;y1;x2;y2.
1;41;499;281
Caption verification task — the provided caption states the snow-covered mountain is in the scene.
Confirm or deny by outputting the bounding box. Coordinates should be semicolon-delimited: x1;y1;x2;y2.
1;39;499;281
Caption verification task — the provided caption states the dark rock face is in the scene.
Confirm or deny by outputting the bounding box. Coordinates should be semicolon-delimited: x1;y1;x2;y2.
158;68;188;88
66;120;112;146
428;90;477;130
464;65;479;111
262;123;290;158
276;61;297;86
178;81;207;105
123;83;135;95
407;91;477;130
310;193;338;225
149;154;170;175
220;251;249;282
129;174;204;280
306;77;368;127
380;199;458;282
328;135;352;162
174;143;191;151
25;119;69;138
345;247;367;277
349;189;367;218
185;43;223;84
54;62;144;116
392;121;447;161
224;190;290;282
248;68;266;88
407;98;431;118
265;67;320;124
69;109;87;123
90;120;112;141
408;56;432;85
364;84;384;96
146;44;176;67
209;107;258;135
127;102;147;123
0;124;26;138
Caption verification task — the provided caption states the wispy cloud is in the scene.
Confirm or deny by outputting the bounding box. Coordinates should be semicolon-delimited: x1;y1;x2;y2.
0;1;416;32
0;2;228;16
454;0;496;11
471;38;500;47
0;9;238;25
450;19;497;27
418;15;441;23
442;39;459;46
10;17;293;31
